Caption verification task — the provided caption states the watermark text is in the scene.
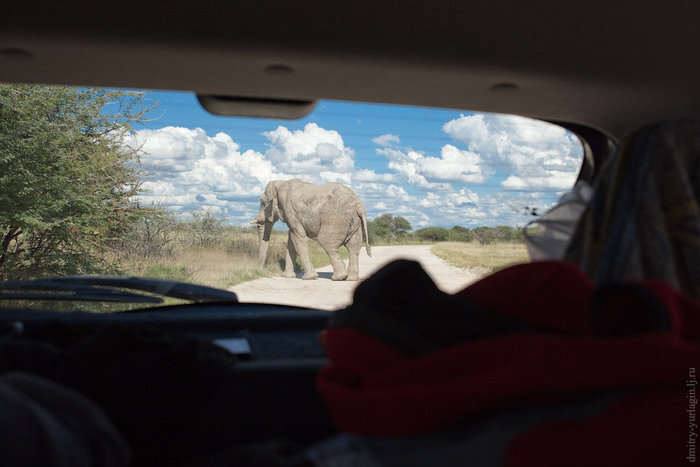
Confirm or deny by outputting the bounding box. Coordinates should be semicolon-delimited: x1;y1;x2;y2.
688;367;697;463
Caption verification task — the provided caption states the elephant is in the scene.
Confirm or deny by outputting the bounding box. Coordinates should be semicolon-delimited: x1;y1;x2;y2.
251;179;371;281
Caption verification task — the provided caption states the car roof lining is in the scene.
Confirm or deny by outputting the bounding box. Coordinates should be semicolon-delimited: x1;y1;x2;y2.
2;0;699;140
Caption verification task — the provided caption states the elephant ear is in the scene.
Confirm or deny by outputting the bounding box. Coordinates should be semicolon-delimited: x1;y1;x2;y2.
270;197;285;223
267;197;276;223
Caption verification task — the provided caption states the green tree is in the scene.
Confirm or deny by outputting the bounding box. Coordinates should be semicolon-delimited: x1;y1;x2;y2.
368;213;413;243
367;217;392;243
470;225;524;244
183;209;225;247
471;226;498;245
392;216;412;237
415;226;449;242
447;225;473;242
118;206;177;259
0;85;154;280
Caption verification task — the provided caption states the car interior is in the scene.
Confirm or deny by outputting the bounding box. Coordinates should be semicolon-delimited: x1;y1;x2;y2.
1;1;699;466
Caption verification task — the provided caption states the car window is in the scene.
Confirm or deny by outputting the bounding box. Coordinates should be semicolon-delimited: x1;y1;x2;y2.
0;84;583;311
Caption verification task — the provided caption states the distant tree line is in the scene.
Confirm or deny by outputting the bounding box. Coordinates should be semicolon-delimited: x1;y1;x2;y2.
368;213;525;244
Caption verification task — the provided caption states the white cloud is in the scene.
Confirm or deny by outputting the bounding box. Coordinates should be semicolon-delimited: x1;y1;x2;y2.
131;126;275;187
473;190;560;226
263;123;355;181
422;145;486;184
442;113;582;191
377;144;485;190
319;171;352;184
385;184;412;201
128;126;280;222
352;169;397;183
501;171;579;191
372;133;401;147
413;189;486;226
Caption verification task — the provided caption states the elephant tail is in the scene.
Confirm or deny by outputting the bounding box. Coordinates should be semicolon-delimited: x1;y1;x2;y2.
360;210;372;257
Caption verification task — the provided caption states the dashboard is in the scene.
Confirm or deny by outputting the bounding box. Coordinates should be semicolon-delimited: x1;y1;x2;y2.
0;303;337;465
0;303;330;361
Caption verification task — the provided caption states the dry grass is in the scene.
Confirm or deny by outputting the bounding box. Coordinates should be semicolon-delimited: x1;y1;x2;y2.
431;241;530;274
116;231;342;289
123;247;264;289
118;229;526;291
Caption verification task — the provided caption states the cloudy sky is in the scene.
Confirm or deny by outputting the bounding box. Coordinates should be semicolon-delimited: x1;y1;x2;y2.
127;90;583;229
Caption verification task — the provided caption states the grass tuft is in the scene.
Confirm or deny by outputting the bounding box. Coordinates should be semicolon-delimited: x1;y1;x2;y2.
431;241;529;274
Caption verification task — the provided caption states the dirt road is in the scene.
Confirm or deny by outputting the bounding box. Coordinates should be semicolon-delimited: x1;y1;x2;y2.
230;245;481;310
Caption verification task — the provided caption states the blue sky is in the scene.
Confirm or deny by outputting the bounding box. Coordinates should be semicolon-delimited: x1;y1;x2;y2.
127;90;583;229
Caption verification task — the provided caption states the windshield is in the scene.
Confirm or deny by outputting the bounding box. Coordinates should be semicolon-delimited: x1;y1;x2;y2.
0;84;583;311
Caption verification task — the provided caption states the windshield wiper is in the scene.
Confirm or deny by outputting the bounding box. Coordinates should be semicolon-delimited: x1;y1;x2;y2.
0;276;238;304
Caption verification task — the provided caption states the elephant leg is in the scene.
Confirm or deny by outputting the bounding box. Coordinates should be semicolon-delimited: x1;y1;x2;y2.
289;231;317;280
325;246;348;281
347;249;360;281
282;236;298;278
345;231;363;281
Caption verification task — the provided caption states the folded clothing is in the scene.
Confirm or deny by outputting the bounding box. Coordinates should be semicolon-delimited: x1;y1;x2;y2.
317;259;700;466
329;259;532;356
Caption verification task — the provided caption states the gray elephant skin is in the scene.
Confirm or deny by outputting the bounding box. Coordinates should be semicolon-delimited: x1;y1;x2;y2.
252;179;372;281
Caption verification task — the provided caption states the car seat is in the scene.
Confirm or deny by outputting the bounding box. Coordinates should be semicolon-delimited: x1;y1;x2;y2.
565;118;700;299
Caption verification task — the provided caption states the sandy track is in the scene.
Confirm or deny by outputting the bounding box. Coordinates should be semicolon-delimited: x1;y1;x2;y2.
230;245;481;310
